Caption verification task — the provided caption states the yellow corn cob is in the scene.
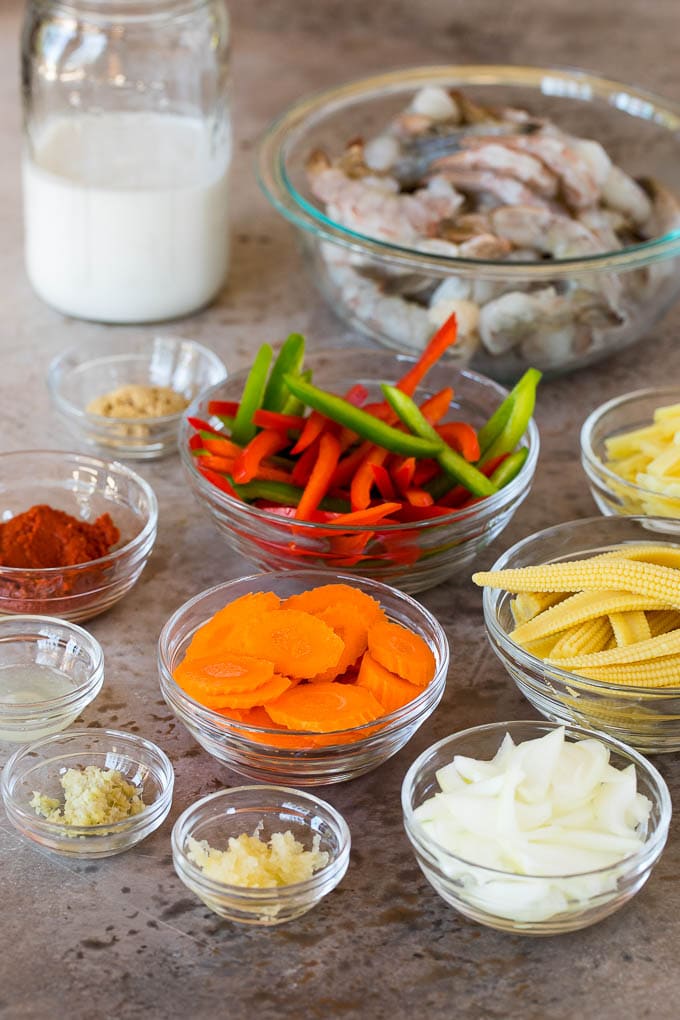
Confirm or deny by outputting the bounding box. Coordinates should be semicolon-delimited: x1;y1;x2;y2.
521;633;567;658
576;653;680;688
609;611;651;646
647;610;680;637
597;544;680;570
473;558;680;607
548;628;680;670
653;402;680;421
509;590;669;645
510;591;567;626
548;617;612;659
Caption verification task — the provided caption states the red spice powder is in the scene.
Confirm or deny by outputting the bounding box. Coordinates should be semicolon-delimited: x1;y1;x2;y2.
0;504;120;569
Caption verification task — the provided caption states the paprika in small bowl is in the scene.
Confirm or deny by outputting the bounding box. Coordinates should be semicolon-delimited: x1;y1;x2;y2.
0;450;157;621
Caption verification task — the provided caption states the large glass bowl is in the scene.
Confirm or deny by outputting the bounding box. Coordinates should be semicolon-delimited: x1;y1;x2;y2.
0;450;157;621
158;570;449;786
581;387;680;523
171;786;350;925
48;335;226;461
402;721;671;935
179;348;539;594
258;65;680;381
482;516;680;753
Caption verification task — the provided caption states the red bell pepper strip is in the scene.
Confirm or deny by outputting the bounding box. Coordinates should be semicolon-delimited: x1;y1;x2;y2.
370;463;396;501
292;441;321;487
351;447;389;511
188;416;222;436
420;387;454;424
393;456;416;494
232;429;289;483
252;409;306;433
295;433;342;521
197;465;239;498
395;312;458;396
412;459;440;487
199;454;237;473
207;400;240;418
392;504;457;522
200;435;244;459
290;410;327;455
404;488;434;508
188;433;204;452
329;503;401;527
435;421;481;462
344;383;368;407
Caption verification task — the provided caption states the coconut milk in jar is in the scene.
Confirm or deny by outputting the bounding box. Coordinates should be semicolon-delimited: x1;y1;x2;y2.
21;0;231;323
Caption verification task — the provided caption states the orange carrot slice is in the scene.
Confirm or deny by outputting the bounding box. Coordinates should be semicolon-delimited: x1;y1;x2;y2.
222;705;317;749
175;653;275;695
283;583;386;626
356;652;421;713
311;602;369;681
174;662;291;710
266;681;384;732
367;619;436;688
185;591;281;660
228;609;343;679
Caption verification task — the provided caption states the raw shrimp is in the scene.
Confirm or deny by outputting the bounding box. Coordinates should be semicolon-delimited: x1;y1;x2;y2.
490;205;604;258
307;154;464;244
434;168;551;208
601;164;652;226
434;143;558;198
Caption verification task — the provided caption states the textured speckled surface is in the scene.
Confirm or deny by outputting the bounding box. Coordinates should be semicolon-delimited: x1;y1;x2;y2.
2;1;680;1017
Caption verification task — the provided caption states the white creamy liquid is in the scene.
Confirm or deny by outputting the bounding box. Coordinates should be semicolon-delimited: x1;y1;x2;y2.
23;112;231;323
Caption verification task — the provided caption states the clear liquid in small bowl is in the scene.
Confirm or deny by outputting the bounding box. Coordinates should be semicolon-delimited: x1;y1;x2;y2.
0;663;80;741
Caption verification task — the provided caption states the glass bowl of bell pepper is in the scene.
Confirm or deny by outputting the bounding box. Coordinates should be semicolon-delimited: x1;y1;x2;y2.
179;323;540;593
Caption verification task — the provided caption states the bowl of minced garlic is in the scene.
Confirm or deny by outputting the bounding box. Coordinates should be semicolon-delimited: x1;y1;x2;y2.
172;786;351;924
48;336;226;460
1;728;174;857
476;515;680;754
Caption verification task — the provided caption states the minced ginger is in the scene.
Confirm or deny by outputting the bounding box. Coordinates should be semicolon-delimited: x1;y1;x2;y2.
187;827;329;888
87;384;188;420
30;766;145;826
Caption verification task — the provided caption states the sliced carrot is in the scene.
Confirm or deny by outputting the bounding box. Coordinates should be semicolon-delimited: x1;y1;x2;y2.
205;673;294;710
266;681;384;732
185;591;281;660
229;609;343;679
367;619;436;688
174;661;292;710
218;705;315;748
311;602;370;681
283;583;386;626
174;653;275;696
356;652;421;713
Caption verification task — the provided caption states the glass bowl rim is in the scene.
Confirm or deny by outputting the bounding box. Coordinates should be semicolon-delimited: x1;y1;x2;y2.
483;514;680;696
158;568;450;740
581;386;680;504
401;718;672;881
0;449;158;575
257;62;680;275
0;614;104;716
179;350;540;534
171;784;351;899
47;337;227;429
1;726;175;836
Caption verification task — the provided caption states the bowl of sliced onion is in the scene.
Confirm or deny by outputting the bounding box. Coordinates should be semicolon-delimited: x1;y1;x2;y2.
402;720;670;935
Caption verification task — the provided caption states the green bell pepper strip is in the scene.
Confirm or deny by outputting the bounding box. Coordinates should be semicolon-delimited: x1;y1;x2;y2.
488;447;529;488
280;369;311;417
477;368;541;460
230;477;349;512
282;374;442;459
481;368;541;462
230;344;273;446
381;384;497;498
262;333;305;412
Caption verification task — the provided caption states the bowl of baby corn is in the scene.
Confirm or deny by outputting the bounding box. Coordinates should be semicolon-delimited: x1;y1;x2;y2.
581;387;680;523
476;516;680;753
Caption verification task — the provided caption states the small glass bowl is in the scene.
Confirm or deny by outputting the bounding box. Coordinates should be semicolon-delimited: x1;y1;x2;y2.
0;450;157;621
0;615;104;743
483;516;680;753
1;728;174;858
48;335;227;460
158;569;449;786
258;65;680;381
179;348;539;594
581;386;680;523
402;720;671;935
171;786;351;924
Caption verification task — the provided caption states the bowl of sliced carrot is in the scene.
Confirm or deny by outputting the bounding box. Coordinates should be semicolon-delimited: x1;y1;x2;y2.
179;319;540;594
158;570;449;785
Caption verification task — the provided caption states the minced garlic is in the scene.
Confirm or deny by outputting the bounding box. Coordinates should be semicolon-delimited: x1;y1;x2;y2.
30;766;145;826
187;827;329;888
87;384;188;420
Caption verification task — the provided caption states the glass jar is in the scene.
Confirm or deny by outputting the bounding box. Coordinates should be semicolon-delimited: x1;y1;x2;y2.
21;0;232;324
